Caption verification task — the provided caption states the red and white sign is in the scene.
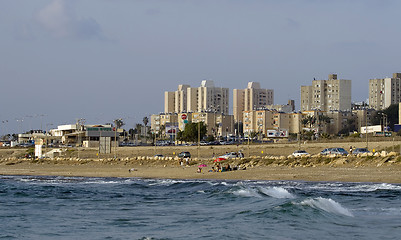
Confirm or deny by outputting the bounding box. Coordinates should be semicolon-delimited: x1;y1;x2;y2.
181;114;187;120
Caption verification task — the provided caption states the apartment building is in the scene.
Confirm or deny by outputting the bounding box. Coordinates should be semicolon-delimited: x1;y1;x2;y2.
369;73;401;110
164;80;229;114
301;74;351;112
192;112;234;137
243;110;289;136
233;82;274;123
151;113;179;134
151;112;234;138
164;84;190;113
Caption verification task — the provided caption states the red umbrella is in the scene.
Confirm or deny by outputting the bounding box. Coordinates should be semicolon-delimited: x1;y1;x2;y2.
198;164;207;168
213;157;226;163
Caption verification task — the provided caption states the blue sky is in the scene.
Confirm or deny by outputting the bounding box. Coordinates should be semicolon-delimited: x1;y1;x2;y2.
1;0;401;134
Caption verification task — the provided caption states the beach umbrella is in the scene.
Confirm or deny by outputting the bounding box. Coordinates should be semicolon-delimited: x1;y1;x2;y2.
213;157;226;163
198;164;207;168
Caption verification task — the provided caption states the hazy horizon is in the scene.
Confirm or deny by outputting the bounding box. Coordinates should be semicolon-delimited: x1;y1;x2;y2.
1;0;401;135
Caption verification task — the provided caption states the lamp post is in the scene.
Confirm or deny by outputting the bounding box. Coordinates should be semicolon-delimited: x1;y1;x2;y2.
76;118;85;159
365;109;368;149
113;118;123;159
45;123;53;157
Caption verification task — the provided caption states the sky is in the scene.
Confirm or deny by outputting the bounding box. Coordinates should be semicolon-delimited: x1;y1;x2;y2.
1;0;401;135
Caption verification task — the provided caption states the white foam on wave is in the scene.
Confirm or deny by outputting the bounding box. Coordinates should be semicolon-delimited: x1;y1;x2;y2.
146;179;186;186
300;197;353;217
258;187;295;199
233;187;262;198
307;182;401;193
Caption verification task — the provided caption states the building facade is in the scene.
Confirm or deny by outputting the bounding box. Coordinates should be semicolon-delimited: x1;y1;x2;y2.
151;112;234;138
233;82;274;123
301;74;351;112
369;73;401;110
164;80;229;114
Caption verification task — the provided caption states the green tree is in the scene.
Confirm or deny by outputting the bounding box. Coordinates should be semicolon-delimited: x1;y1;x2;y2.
135;123;143;136
318;115;331;126
301;116;316;128
128;128;135;140
178;122;207;142
143;117;149;127
371;103;398;130
338;118;357;136
113;118;124;128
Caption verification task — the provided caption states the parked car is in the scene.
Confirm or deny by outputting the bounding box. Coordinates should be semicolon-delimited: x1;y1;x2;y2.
352;148;370;155
178;151;191;158
219;152;239;159
320;148;332;155
320;148;348;155
292;150;309;157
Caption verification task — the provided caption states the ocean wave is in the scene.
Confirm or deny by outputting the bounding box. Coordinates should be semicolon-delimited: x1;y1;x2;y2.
258;187;295;199
232;186;295;199
299;197;354;217
233;187;262;198
305;182;401;193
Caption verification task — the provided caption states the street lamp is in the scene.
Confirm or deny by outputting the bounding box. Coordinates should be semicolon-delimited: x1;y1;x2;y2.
45;123;53;156
113;118;123;159
76;118;85;159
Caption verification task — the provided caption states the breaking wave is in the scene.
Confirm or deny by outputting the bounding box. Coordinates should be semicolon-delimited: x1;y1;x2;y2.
259;186;295;199
300;197;353;217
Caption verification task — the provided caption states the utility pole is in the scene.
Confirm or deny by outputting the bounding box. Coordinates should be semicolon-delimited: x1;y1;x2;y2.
365;109;368;149
298;113;301;150
198;120;200;159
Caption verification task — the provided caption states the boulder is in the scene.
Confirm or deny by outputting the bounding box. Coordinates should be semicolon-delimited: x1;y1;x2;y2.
388;152;398;157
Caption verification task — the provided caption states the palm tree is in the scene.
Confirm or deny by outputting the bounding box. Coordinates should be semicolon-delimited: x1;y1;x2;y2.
143;117;149;141
143;117;149;127
302;116;316;128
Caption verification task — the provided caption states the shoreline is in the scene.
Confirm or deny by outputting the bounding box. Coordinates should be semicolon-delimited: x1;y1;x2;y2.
1;160;400;184
1;141;401;183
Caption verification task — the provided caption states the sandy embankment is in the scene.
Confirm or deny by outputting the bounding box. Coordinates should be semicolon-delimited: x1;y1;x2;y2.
0;140;401;183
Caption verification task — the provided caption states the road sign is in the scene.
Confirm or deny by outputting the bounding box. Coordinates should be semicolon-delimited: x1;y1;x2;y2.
181;114;187;120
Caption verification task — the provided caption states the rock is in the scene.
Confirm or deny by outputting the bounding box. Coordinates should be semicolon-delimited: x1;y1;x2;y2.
334;159;346;165
388;152;398;157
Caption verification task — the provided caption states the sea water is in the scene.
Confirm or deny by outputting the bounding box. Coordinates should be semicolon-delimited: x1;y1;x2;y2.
0;176;400;240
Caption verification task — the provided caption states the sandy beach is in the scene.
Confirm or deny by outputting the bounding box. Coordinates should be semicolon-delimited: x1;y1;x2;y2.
1;140;401;183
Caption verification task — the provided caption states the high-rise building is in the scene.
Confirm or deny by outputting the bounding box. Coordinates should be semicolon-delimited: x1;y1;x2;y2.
164;84;190;113
187;80;229;114
164;80;229;114
300;74;351;112
369;73;401;110
233;82;274;122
